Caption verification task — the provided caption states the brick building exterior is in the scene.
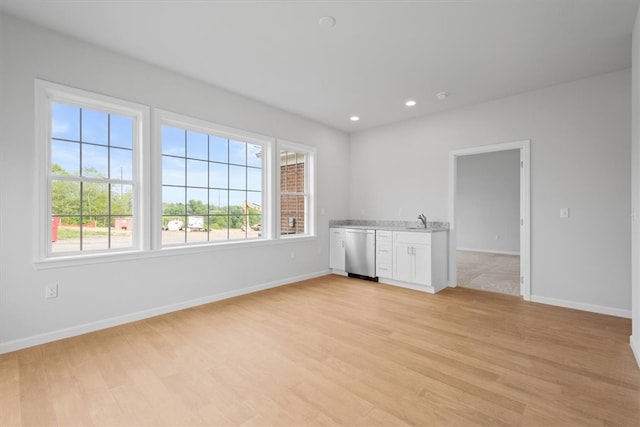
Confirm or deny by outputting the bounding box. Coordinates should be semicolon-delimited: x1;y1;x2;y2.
280;161;305;234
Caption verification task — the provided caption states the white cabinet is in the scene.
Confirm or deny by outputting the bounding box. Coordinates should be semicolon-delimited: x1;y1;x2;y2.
391;231;448;292
376;230;393;279
329;228;346;271
393;232;431;285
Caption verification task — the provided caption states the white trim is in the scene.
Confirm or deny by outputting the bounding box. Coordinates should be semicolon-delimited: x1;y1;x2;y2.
457;247;520;256
448;140;531;300
530;295;632;319
277;139;317;238
33;234;317;270
0;270;330;354
631;336;640;368
153;108;274;249
34;79;151;260
379;277;438;294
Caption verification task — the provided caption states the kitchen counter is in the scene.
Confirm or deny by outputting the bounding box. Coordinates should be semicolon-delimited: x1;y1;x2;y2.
329;220;449;233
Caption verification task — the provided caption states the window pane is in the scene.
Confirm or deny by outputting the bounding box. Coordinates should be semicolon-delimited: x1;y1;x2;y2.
209;162;228;188
186;212;208;243
110;115;133;149
186;159;208;188
81;109;108;145
163;186;185;214
162;216;186;245
158;122;269;246
187;130;208;160
110;222;133;249
210;189;228;214
82;144;108;178
162;156;185;186
52;180;80;215
162;126;185;156
51;216;80;253
229;190;245;208
229;215;245;239
44;86;143;257
82;182;109;217
248;214;262;237
247;144;262;168
209;216;229;241
110;147;132;180
229;140;246;165
112;184;133;216
210;135;228;163
186;188;208;215
281;194;305;235
52;103;80;141
246;191;261;209
51;140;80;176
247;167;261;191
82;217;109;250
229;165;246;190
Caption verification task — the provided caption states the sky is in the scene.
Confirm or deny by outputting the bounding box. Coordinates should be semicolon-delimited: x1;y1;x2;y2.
51;102;263;207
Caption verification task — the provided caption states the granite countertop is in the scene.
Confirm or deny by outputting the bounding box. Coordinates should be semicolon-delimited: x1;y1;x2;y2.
329;220;449;233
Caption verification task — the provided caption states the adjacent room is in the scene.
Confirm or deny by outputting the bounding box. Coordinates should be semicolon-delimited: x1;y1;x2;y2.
1;1;639;425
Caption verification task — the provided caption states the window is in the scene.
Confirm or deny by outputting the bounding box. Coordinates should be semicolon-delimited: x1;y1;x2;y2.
36;80;148;258
36;82;315;265
157;111;270;246
279;141;315;237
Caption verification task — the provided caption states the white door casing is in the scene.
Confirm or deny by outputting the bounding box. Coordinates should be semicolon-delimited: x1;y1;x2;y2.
448;140;531;300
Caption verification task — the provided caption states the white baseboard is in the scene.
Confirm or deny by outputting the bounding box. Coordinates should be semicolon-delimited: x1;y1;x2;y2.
530;294;631;319
631;336;640;368
0;270;331;355
457;247;520;256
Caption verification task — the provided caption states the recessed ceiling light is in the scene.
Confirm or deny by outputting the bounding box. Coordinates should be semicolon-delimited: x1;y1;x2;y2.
436;91;450;101
319;16;336;28
405;100;417;107
350;116;360;122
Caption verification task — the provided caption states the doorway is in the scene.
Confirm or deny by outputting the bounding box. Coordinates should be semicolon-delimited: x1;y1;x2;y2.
448;141;531;300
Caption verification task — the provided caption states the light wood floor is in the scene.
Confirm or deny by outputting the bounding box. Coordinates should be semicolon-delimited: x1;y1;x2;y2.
457;250;520;296
1;275;639;426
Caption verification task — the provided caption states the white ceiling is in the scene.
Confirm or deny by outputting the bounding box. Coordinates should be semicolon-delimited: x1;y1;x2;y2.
1;0;639;133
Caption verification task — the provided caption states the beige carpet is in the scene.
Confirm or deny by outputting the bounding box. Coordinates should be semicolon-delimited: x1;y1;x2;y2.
456;250;520;296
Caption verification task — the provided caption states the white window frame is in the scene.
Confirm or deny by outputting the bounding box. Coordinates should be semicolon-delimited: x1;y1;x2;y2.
34;80;150;263
152;109;274;249
277;139;316;238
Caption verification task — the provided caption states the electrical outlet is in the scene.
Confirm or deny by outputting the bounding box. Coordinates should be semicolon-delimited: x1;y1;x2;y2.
45;283;58;299
560;208;570;218
494;235;501;241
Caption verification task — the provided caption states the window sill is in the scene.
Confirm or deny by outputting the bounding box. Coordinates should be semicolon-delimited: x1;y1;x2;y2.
34;235;317;270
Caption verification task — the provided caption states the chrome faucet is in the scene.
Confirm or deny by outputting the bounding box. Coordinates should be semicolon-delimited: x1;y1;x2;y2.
418;213;427;228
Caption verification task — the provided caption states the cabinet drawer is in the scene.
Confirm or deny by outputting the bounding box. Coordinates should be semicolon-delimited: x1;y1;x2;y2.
377;263;392;277
376;230;392;242
394;231;431;245
376;241;393;254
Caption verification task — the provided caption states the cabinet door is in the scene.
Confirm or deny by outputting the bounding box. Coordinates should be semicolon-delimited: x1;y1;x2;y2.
329;228;346;270
413;244;432;286
393;243;413;282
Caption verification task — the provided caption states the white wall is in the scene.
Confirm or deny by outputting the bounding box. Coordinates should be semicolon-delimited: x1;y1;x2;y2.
0;14;350;353
631;6;640;366
350;69;632;316
456;149;520;254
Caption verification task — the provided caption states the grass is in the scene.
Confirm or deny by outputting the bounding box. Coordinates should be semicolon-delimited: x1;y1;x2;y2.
56;227;129;240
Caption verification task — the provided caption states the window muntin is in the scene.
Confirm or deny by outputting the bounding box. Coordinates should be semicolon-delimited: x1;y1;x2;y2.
160;124;265;246
49;101;137;254
37;82;317;266
279;143;315;237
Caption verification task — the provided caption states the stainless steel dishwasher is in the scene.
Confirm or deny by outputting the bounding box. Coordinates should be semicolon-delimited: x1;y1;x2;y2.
344;228;377;279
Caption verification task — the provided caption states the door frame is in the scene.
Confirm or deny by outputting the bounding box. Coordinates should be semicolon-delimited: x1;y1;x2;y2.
448;140;531;300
